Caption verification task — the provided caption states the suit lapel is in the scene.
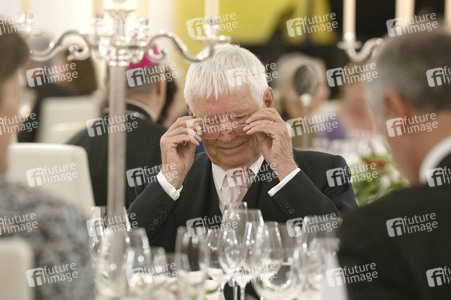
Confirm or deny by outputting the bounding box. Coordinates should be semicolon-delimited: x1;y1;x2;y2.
243;160;279;209
173;154;221;225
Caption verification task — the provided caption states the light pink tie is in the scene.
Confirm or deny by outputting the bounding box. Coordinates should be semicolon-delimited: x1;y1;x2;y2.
231;168;254;204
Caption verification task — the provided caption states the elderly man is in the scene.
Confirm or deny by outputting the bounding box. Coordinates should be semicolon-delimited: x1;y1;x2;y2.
338;29;451;299
129;44;356;252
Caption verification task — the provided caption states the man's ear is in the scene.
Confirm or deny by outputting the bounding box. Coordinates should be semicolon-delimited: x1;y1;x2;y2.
383;90;412;119
186;104;194;117
263;87;275;108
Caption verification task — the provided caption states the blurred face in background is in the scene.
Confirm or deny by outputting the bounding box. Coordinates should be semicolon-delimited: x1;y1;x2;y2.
283;64;330;118
0;71;21;174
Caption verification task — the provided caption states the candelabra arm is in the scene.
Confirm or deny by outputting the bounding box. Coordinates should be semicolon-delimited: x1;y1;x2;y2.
146;31;215;63
338;37;384;63
29;30;91;62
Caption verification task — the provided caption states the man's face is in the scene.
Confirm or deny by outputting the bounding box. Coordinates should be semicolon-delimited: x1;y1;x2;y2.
191;88;262;170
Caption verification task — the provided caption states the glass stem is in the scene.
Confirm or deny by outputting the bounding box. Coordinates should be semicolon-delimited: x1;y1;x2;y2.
240;284;245;300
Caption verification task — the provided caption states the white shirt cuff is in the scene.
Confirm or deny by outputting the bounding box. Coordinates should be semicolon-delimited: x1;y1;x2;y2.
157;172;183;200
268;168;301;197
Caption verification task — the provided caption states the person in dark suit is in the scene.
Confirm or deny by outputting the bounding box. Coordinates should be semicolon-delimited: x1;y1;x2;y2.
128;44;357;254
338;29;451;299
68;56;167;208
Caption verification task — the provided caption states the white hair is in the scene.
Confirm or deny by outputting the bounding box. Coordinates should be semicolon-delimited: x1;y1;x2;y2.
184;44;268;113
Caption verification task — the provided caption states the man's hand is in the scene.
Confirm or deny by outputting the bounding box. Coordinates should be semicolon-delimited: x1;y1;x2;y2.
160;116;201;189
244;108;298;180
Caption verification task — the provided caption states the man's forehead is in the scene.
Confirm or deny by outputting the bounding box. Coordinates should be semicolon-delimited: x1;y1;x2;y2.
192;90;257;115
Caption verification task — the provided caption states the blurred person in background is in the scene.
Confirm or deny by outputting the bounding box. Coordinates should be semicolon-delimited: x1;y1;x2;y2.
69;54;167;208
156;65;183;129
321;61;377;141
55;49;98;96
276;53;330;121
275;53;331;148
0;21;94;299
338;29;451;299
18;35;75;143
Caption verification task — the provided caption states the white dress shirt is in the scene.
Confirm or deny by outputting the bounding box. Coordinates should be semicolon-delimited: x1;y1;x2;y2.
157;155;301;207
419;136;451;184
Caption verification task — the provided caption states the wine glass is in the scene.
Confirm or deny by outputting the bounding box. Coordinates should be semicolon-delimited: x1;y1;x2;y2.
252;224;303;300
87;206;106;264
95;228;130;299
125;228;152;299
300;215;343;293
205;229;231;299
219;208;263;300
175;226;207;300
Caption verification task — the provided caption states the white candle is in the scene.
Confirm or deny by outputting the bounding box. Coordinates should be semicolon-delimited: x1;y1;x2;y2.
205;0;219;19
22;0;33;12
445;0;451;28
137;0;149;19
396;0;414;21
92;0;103;14
343;0;356;37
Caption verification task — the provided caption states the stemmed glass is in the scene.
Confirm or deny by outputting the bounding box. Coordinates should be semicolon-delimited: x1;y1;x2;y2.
299;215;343;294
252;224;303;300
87;206;106;264
218;208;263;300
125;228;153;299
95;227;130;299
205;229;231;299
175;226;208;300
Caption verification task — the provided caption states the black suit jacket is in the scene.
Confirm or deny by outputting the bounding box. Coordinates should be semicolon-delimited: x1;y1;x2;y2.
129;150;357;252
338;154;451;300
68;103;166;208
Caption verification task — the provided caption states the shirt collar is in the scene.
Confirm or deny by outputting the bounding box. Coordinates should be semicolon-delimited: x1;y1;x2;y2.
126;98;156;121
419;136;451;184
212;155;264;192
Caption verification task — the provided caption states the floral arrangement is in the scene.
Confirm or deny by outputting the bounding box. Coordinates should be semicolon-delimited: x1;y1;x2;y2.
350;151;408;206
